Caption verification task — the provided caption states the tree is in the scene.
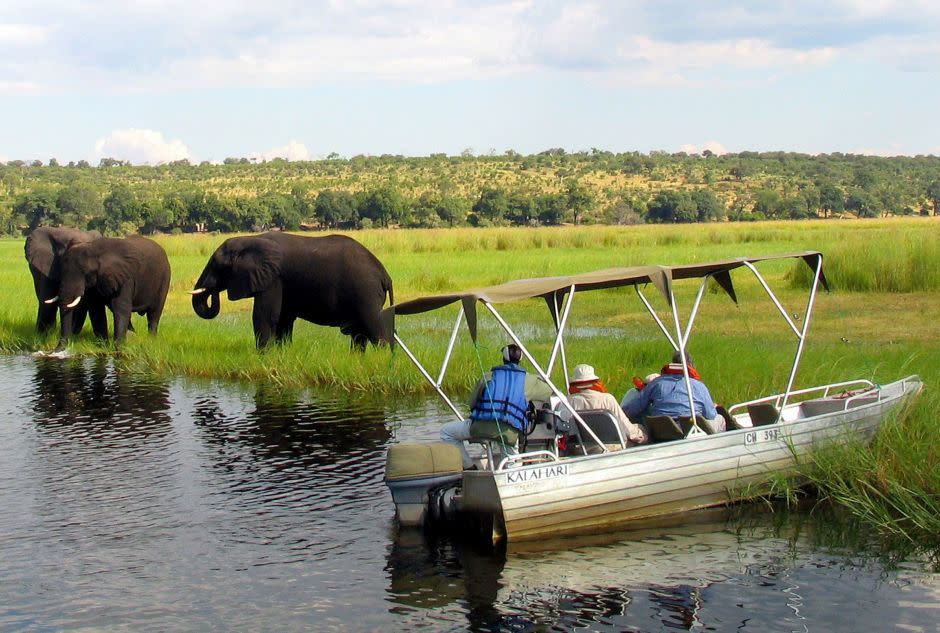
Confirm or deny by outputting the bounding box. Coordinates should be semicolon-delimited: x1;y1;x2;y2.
845;188;881;218
98;183;141;234
927;180;940;216
691;189;725;221
358;185;406;227
471;187;509;225
16;188;59;231
646;190;697;223
56;184;103;227
818;182;844;218
537;193;566;225
507;192;536;225
315;190;358;228
565;179;594;224
753;189;782;218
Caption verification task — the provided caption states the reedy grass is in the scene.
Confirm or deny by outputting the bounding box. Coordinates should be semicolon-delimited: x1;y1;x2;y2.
1;218;939;546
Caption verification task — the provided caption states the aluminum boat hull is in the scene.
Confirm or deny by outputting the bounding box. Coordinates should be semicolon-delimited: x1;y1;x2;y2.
460;376;922;542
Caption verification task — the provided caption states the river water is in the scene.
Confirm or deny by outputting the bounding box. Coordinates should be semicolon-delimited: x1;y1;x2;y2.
0;355;937;632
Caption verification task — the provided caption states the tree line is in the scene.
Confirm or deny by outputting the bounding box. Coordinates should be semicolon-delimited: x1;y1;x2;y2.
2;150;938;235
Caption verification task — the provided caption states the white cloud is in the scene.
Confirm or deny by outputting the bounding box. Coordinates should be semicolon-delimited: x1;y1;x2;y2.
0;1;937;94
250;141;310;162
679;141;728;156
0;23;48;46
94;128;192;164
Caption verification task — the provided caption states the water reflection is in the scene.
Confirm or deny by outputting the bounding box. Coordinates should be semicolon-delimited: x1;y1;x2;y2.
1;354;938;632
384;508;940;632
30;356;172;442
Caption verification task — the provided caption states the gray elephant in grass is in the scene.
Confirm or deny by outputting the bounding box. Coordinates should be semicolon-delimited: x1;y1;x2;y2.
190;232;394;350
25;226;105;338
53;235;171;347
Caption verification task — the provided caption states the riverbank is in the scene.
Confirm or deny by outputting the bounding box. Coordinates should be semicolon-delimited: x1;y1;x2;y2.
1;218;938;548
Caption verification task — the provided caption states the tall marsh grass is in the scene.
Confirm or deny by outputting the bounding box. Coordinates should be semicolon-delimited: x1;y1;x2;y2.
0;218;938;546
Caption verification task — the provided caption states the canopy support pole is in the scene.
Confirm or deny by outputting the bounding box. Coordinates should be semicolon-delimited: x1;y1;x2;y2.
546;286;575;382
437;305;464;386
393;332;464;421
635;286;679;350
741;256;822;417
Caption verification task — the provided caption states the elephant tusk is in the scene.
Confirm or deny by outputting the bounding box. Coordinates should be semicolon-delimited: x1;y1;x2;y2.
188;288;207;295
66;296;82;309
44;296;59;304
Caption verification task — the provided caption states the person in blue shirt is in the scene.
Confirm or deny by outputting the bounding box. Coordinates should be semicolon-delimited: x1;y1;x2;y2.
623;351;724;431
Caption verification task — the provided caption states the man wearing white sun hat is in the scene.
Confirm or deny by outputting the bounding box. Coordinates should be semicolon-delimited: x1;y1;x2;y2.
567;363;649;446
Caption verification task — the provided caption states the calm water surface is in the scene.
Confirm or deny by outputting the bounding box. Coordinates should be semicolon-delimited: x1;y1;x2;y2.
0;355;937;632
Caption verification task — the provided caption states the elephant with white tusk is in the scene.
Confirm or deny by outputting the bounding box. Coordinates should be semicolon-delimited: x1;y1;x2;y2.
55;235;171;348
191;232;393;350
25;226;106;339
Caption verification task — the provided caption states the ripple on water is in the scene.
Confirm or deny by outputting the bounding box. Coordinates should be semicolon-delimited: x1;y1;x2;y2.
0;354;938;632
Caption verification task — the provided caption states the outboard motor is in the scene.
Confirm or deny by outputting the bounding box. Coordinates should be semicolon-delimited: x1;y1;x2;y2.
385;442;464;526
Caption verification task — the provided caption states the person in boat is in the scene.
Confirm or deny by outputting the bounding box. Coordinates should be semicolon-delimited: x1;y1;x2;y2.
622;351;725;432
440;344;551;469
567;364;649;445
620;372;661;412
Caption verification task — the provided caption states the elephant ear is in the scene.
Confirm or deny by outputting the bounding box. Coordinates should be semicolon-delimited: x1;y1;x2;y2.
96;240;142;297
229;237;283;300
25;231;55;277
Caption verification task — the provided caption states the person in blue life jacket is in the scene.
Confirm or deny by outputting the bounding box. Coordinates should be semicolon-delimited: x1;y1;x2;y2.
440;344;551;469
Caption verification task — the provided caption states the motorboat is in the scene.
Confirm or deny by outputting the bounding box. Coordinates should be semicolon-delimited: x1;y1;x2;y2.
382;252;923;543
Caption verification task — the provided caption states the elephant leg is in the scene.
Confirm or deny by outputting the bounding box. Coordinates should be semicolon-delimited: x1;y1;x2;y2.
252;286;283;349
89;304;108;340
111;297;133;343
275;313;295;344
349;332;369;352
37;302;58;333
72;305;89;336
146;306;163;334
56;310;76;350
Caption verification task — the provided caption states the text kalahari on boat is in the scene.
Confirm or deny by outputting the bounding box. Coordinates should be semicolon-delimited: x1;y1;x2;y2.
382;252;923;543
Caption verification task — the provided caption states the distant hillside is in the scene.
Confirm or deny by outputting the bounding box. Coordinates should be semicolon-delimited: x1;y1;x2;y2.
2;150;938;235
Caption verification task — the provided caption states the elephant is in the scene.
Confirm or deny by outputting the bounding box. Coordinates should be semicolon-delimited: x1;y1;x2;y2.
190;232;393;350
53;235;171;346
25;226;106;338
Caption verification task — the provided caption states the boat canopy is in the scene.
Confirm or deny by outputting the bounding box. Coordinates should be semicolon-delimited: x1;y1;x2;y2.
382;251;827;340
385;251;829;442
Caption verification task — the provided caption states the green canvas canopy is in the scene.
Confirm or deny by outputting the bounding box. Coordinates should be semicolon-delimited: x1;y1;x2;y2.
382;252;827;340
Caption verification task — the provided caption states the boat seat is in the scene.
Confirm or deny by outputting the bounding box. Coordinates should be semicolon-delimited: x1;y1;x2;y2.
575;409;627;453
677;415;718;435
646;415;685;442
716;405;744;430
747;403;780;426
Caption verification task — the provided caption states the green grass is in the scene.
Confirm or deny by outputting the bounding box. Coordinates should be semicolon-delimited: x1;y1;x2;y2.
3;218;940;546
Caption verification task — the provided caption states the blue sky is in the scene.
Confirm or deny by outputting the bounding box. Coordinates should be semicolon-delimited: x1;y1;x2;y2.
1;0;938;164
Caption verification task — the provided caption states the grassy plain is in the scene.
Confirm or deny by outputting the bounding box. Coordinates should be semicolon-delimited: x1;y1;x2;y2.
1;218;938;545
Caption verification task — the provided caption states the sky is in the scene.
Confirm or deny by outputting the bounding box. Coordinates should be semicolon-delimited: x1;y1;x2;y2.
1;0;938;165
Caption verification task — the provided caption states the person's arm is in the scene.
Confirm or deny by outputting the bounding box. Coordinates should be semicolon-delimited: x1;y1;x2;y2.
524;374;553;403
623;383;652;418
696;382;718;419
468;372;491;408
611;398;647;443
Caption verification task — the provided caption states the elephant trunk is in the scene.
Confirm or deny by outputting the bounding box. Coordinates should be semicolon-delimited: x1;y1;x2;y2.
192;289;221;319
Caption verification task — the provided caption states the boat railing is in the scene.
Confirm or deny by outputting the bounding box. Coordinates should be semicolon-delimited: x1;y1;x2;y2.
727;379;878;416
498;450;559;470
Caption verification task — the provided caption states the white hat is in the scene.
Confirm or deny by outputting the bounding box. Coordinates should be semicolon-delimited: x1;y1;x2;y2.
569;363;600;384
645;373;661;383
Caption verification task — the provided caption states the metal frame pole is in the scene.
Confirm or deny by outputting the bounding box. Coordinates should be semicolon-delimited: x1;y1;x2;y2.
482;301;607;452
393;332;465;420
